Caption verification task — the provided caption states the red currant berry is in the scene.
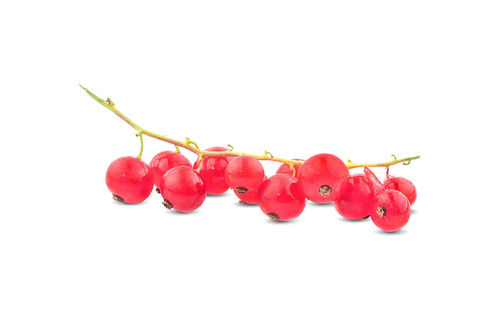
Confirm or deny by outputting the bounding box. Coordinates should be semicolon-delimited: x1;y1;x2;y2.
150;151;191;188
384;176;417;205
225;156;265;194
370;189;411;232
159;166;206;212
297;153;349;203
258;174;306;221
105;156;154;204
276;159;303;178
193;146;233;195
333;174;376;220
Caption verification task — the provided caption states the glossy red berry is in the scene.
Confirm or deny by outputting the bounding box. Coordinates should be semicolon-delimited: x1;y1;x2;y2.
105;156;154;204
225;156;265;194
370;189;411;232
150;151;191;188
297;153;349;203
193;146;233;195
258;174;306;221
276;159;303;178
333;174;376;220
159;166;206;212
384;176;417;205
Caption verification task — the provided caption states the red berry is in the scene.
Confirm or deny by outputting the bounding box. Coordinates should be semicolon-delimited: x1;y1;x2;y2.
370;189;411;232
193;146;233;195
297;153;349;203
105;156;154;204
384;176;417;205
333;174;376;220
149;151;191;187
225;156;265;194
258;174;306;221
159;166;206;212
276;159;303;177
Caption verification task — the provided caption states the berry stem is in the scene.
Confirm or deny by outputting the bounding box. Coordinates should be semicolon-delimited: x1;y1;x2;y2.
346;155;420;169
80;85;420;169
136;132;144;160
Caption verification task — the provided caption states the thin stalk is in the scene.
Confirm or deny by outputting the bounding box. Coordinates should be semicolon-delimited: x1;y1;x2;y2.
80;85;420;169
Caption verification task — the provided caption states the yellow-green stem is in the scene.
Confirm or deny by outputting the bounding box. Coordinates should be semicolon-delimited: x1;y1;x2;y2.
80;85;420;169
136;133;144;160
346;155;420;169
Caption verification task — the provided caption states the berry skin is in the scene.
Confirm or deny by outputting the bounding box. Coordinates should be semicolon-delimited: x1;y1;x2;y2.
363;167;385;193
225;156;265;194
233;175;267;205
276;159;303;178
234;187;260;205
160;166;206;212
370;189;411;232
258;174;306;221
384;176;417;205
150;151;191;188
105;156;154;204
193;146;233;195
297;153;349;203
333;174;376;220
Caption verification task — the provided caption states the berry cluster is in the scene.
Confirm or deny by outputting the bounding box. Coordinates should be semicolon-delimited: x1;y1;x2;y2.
105;151;416;231
82;86;419;232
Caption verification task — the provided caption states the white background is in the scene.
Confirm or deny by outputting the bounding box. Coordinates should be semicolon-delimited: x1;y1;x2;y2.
1;1;499;310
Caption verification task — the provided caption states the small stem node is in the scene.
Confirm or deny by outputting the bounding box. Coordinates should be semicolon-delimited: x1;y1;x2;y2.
185;137;200;149
106;98;115;107
264;150;274;158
